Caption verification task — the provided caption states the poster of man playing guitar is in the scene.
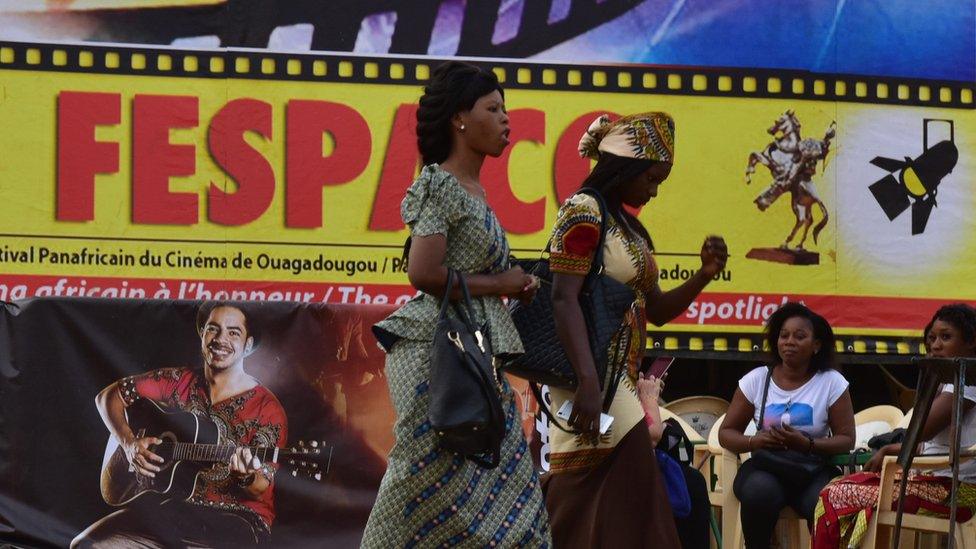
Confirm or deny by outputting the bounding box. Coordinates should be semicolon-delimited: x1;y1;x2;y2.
0;298;395;547
73;302;313;548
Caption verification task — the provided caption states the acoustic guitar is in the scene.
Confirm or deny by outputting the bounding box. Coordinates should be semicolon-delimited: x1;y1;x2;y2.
100;398;330;506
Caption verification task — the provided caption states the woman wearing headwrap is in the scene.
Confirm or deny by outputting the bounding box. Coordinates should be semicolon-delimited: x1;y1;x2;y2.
543;113;728;548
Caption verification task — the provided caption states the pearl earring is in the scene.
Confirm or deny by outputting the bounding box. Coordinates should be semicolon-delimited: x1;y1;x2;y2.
459;124;466;131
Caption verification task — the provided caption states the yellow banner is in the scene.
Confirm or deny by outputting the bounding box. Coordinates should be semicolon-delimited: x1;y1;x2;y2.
0;42;974;351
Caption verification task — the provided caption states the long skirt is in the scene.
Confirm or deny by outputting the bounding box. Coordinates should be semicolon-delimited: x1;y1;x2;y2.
361;339;551;548
813;471;976;548
543;423;682;548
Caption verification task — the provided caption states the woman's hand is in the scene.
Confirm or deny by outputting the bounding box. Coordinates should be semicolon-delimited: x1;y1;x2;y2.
636;372;664;412
496;266;534;296
569;378;602;444
699;235;728;278
513;274;540;304
749;431;785;451
864;443;899;473
770;424;811;451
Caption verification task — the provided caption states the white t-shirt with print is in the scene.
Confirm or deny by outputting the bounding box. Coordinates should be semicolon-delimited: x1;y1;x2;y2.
922;384;976;482
738;366;849;439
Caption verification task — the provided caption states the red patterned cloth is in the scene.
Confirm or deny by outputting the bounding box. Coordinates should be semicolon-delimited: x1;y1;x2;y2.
550;222;600;275
812;471;976;548
119;367;288;532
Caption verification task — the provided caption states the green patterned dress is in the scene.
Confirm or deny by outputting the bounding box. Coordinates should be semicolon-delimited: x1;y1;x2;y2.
363;165;551;548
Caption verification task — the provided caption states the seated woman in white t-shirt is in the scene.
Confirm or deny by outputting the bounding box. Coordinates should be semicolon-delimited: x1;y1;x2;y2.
812;303;976;548
719;302;856;549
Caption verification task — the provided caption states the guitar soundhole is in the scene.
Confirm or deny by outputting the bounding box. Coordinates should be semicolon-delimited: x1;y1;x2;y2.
151;432;177;472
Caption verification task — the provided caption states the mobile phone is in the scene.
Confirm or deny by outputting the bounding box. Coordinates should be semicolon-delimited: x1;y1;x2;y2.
554;400;614;434
644;356;675;379
555;400;573;421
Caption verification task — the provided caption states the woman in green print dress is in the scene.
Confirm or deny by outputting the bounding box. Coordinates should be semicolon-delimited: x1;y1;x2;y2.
363;61;551;548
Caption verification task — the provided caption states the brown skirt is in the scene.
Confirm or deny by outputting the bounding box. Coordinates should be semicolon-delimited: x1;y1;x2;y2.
542;423;682;549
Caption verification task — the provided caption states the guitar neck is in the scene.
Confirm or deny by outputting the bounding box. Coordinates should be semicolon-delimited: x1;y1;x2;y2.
171;443;281;464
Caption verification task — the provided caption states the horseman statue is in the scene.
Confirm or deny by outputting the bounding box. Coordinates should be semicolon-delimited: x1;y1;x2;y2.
745;110;836;251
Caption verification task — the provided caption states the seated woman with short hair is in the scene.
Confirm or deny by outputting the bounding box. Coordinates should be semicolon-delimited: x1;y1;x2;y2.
719;302;856;549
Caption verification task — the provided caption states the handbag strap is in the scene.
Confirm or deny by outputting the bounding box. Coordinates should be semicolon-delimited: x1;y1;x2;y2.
450;271;477;328
756;366;773;431
529;381;577;435
576;187;628;413
437;268;457;319
600;337;628;413
438;269;481;336
754;368;832;467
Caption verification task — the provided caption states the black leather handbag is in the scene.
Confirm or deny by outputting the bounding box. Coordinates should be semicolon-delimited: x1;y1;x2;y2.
429;269;506;469
748;367;830;485
502;188;635;395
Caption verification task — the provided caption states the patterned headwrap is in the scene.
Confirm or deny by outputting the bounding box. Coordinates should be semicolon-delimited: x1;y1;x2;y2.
578;112;675;163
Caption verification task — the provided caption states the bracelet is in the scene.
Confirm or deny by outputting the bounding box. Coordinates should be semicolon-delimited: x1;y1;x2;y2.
747;435;754;451
802;432;815;454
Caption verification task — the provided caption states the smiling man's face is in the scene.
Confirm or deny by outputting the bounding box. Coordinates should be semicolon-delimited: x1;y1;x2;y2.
201;306;251;370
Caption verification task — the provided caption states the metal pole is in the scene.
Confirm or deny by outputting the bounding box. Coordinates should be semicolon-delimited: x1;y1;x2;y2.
948;359;966;546
893;361;943;547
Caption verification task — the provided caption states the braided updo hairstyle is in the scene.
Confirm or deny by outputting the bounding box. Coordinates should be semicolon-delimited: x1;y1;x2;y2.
416;61;504;166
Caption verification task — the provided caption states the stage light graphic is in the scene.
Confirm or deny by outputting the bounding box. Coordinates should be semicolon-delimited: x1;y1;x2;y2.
868;119;958;235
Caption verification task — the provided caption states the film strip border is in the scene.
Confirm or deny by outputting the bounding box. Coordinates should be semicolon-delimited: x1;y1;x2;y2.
646;330;926;360
0;40;973;109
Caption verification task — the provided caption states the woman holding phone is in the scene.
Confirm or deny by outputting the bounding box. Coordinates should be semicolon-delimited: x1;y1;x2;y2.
637;368;712;549
543;113;728;548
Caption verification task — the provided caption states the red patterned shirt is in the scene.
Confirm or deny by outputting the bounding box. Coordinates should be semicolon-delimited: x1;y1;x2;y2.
118;367;288;532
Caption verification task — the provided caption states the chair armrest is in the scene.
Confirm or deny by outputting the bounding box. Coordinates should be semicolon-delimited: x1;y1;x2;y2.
876;455;901;513
719;449;742;541
886;451;976;470
693;443;717;462
719;449;741;492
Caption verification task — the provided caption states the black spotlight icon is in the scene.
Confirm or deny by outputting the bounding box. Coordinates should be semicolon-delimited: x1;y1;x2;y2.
868;119;958;235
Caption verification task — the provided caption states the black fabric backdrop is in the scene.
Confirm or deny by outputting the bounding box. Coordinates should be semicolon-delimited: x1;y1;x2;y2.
0;298;396;548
